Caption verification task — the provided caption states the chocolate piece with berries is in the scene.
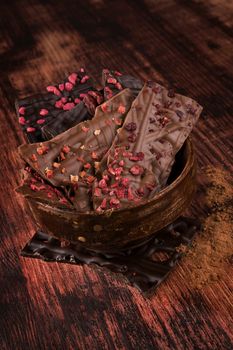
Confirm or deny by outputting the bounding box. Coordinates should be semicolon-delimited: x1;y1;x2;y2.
102;69;143;100
16;167;73;209
18;89;135;211
93;82;202;212
16;68;103;143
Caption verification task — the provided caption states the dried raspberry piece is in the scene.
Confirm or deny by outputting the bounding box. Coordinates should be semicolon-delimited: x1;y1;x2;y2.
121;177;129;187
26;127;36;133
55;100;63;109
45;168;53;178
101;102;109;113
74;98;81;104
100;198;107;209
118;105;126;114
30;154;37;162
107;77;117;84
59;83;65;91
62;145;70;154
94;187;102;197
80;75;89;83
68;73;78;85
37;119;45;124
125;122;137;131
60;151;66;160
119;160;124;166
77;156;85;162
37;144;49;155
19;117;26;125
116;188;125;199
115;82;122;90
65;82;73;91
39;109;49;116
129;165;144;176
19;107;25;115
108;167;116;176
99;179;107;188
128;133;137;143
114;167;123;176
63;102;75;111
114;71;122;76
46;86;61;96
84;163;91;169
86;175;95;184
109;198;120;208
81;126;89;132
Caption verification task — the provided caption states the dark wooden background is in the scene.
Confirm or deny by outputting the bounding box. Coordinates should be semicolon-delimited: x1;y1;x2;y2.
0;0;232;349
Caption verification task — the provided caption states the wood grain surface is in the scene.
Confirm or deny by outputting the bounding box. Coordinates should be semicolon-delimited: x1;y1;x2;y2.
0;0;232;349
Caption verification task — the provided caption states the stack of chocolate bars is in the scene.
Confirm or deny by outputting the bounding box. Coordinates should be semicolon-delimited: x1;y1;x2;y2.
16;68;202;294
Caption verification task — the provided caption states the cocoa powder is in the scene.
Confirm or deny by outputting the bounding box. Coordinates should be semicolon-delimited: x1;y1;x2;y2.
180;166;233;289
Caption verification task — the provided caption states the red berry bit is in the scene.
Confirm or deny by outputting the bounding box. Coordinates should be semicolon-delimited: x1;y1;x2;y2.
63;102;75;111
109;198;120;209
19;106;25;115
26;127;36;133
68;73;78;85
59;83;65;91
129;165;144;176
94;188;102;197
30;154;38;162
62;145;70;154
118;105;126;114
115;82;122;90
40;109;49;116
55;100;63;109
99;179;107;189
37;144;49;155
107;77;117;84
37;119;45;124
125;122;137;131
19;117;26;125
80;75;90;84
46;86;61;96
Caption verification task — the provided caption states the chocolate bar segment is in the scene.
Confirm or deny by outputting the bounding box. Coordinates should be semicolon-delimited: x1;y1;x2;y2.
21;217;200;294
16;167;73;209
93;82;202;211
18;89;135;211
102;69;143;100
16;68;103;143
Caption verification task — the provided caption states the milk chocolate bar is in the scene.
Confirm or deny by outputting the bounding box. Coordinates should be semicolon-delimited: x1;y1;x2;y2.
102;69;143;100
21;217;200;294
18;89;135;211
93;82;202;211
16;68;103;143
16;166;73;209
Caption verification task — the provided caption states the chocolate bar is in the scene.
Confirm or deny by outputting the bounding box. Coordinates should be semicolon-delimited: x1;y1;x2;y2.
18;89;135;211
16;167;73;209
21;217;201;295
102;69;143;100
93;82;202;211
16;68;103;143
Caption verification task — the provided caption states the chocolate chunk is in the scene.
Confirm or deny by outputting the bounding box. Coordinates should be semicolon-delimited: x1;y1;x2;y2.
18;89;135;211
102;69;143;100
16;68;103;143
93;82;203;211
20;217;201;295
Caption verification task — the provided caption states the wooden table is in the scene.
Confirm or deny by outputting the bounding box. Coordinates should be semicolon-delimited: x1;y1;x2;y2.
0;1;232;349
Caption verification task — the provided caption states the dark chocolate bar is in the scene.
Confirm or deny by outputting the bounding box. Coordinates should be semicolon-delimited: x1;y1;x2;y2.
93;82;202;211
16;68;103;143
21;217;201;295
102;69;143;100
18;89;135;211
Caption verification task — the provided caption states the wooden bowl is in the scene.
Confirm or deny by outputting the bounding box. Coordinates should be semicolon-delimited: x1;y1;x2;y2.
27;138;196;251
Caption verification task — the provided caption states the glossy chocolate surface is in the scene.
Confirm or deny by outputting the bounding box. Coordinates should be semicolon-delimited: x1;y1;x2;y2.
21;217;201;294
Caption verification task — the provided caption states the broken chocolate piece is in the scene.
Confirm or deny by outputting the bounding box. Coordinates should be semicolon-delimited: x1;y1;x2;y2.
16;69;103;142
21;217;201;295
93;82;202;211
102;69;143;100
18;89;135;211
16;167;73;209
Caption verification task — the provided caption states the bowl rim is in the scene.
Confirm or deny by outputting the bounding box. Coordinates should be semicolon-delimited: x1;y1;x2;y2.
33;137;194;217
